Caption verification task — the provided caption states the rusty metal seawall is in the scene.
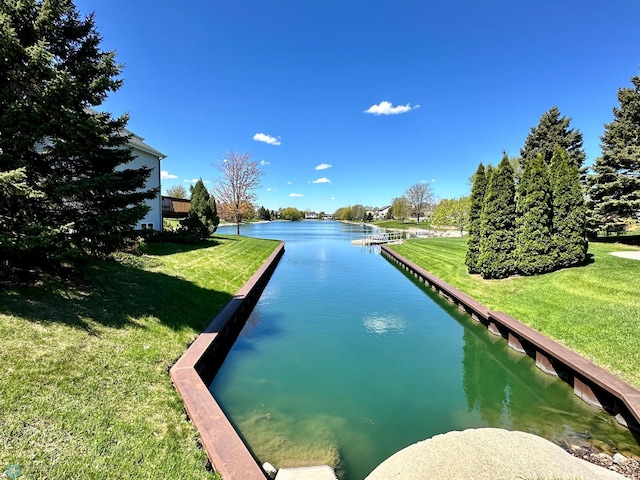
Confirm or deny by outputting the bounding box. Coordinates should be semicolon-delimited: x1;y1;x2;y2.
381;244;640;433
171;242;285;480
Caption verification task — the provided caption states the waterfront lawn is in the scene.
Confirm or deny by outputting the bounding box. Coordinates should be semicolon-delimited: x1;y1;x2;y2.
372;219;431;230
0;235;280;479
389;238;640;389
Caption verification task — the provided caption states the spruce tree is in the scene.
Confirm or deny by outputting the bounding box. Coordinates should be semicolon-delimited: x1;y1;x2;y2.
181;179;219;239
0;0;155;274
465;163;486;274
478;154;517;279
588;75;640;232
515;153;554;275
551;146;587;267
520;107;586;175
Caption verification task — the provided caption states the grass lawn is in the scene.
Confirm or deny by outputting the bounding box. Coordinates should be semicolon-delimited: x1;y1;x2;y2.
0;235;280;479
371;219;431;230
389;238;640;389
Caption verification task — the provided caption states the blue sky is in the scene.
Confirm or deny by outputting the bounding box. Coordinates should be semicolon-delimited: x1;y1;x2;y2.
75;0;640;213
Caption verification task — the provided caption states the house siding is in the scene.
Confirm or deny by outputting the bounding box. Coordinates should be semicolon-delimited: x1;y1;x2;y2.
128;150;162;230
112;130;166;231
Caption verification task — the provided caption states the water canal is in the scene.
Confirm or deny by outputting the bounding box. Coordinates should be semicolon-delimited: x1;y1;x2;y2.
210;221;639;479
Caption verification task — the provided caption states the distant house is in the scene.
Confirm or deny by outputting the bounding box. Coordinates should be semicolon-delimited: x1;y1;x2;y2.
305;212;319;219
375;206;391;220
162;196;191;218
120;130;167;231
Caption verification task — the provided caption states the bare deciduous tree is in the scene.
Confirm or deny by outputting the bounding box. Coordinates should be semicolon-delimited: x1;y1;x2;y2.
213;151;263;234
165;184;188;199
405;183;434;224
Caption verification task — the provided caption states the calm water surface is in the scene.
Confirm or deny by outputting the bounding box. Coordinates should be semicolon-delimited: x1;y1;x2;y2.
210;221;639;479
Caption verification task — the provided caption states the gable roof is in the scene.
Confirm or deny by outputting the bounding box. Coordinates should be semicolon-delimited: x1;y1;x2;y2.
124;129;167;160
85;107;166;160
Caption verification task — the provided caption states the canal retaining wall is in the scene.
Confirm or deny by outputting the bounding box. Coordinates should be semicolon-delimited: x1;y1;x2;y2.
170;242;285;480
381;245;640;433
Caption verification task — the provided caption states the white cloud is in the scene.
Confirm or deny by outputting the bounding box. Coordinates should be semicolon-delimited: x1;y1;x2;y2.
364;101;420;115
266;187;278;192
253;133;281;145
184;178;211;184
330;197;336;200
289;193;304;197
312;177;331;184
260;160;271;166
161;170;178;180
287;181;293;185
315;163;332;170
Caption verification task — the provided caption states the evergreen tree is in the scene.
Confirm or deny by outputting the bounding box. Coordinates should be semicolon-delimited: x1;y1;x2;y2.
0;0;155;275
478;154;516;279
180;179;219;239
551;146;587;267
257;206;271;221
588;75;640;232
465;163;486;274
520;107;586;175
515;153;555;275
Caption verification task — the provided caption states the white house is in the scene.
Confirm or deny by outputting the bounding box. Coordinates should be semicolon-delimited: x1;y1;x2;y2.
375;206;391;220
122;129;167;231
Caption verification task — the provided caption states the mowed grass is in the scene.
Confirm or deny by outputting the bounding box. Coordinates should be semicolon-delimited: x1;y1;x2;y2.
0;235;280;479
371;219;431;229
389;238;640;388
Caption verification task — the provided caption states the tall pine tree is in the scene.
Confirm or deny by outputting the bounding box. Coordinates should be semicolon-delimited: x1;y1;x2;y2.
478;154;517;279
465;163;486;274
520;107;586;176
588;75;640;232
551;146;587;267
515;153;554;275
0;0;155;275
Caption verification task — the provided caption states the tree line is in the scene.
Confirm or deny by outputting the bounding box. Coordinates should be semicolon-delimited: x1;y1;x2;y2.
466;148;586;279
466;106;588;279
465;71;640;279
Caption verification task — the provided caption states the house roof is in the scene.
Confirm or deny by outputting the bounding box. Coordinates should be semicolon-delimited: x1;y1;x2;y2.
124;129;167;160
85;107;167;160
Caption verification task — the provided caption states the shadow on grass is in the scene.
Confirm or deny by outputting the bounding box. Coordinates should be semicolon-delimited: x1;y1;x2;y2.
0;258;233;333
592;234;640;246
582;253;595;266
144;238;225;256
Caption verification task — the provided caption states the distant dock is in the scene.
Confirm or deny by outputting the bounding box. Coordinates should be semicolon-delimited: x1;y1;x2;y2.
351;231;404;245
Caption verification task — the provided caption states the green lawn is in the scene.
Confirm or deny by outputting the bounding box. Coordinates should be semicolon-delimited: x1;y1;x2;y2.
389;238;640;388
371;219;431;230
0;235;280;479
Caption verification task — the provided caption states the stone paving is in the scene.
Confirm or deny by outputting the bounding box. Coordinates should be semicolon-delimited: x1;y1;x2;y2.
275;465;338;480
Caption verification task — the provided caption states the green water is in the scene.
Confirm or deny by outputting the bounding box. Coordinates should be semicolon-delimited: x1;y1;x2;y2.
210;221;639;479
